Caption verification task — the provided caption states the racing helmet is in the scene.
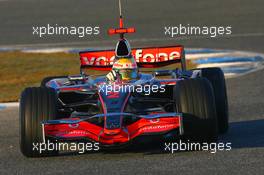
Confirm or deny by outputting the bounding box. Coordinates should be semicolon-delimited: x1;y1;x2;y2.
112;57;138;81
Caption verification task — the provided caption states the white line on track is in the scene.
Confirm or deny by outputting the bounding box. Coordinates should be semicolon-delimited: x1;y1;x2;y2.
186;53;229;60
22;48;73;53
0;32;264;50
0;102;19;107
196;62;259;68
0;102;19;110
186;51;263;60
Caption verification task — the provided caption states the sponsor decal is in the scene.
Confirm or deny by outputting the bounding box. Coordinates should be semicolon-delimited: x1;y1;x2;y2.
80;47;182;66
141;124;175;132
62;130;90;135
67;130;88;135
112;62;137;69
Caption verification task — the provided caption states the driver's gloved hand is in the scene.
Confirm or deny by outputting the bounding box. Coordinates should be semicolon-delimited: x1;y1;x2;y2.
106;70;117;81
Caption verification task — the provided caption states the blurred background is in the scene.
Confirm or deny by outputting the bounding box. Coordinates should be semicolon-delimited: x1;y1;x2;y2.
0;0;263;102
0;0;263;51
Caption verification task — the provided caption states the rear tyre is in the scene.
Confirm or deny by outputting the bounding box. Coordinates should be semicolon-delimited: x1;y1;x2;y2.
174;78;218;143
41;76;68;87
201;67;229;134
20;87;59;157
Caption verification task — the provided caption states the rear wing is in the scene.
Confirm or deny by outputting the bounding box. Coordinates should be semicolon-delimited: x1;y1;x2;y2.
79;46;186;71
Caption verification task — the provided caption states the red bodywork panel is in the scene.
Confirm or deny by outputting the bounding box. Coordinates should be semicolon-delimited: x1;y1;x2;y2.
79;46;184;71
44;117;181;145
108;28;136;35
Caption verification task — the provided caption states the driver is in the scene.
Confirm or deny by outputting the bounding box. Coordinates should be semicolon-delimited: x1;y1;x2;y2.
106;57;138;82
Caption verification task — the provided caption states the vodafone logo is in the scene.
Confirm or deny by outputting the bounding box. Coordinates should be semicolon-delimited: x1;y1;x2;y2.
134;49;180;63
81;55;115;66
80;46;182;66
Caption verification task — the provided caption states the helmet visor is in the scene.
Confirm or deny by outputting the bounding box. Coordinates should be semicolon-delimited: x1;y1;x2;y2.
118;69;138;81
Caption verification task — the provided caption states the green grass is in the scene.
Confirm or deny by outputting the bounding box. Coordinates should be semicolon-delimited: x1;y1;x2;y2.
0;51;196;102
0;52;79;102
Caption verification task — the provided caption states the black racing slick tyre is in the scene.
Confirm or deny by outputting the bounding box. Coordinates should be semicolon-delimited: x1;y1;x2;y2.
20;87;59;157
41;76;68;87
201;67;229;134
174;78;218;142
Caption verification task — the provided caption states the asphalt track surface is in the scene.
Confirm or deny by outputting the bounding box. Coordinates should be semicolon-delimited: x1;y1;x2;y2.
0;0;264;174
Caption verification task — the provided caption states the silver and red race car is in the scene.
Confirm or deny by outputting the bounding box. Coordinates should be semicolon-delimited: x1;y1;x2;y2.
20;1;228;157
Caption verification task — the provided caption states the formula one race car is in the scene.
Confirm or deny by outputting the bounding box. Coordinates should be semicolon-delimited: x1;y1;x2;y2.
20;1;228;157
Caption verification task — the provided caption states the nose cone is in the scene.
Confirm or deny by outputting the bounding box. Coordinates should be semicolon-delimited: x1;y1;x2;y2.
115;39;132;57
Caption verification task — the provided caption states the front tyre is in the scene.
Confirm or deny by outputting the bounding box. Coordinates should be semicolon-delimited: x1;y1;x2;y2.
201;67;229;134
174;78;218;143
20;87;59;157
